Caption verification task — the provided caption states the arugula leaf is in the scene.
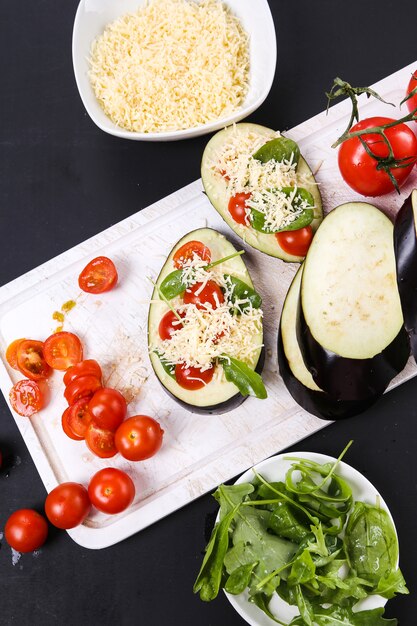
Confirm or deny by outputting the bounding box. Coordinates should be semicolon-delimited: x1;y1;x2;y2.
224;275;262;311
250;593;288;625
288;550;316;586
213;483;254;519
225;562;258;595
294;584;314;626
253;136;301;166
220;355;267;399
268;501;311;543
290;604;398;625
373;568;409;599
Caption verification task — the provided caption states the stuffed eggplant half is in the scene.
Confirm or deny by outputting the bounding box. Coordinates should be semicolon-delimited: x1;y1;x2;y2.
148;228;266;414
201;123;323;262
297;202;409;402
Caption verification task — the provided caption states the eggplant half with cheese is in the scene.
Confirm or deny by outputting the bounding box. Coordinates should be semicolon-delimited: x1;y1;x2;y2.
148;228;266;414
295;202;409;404
201;123;323;262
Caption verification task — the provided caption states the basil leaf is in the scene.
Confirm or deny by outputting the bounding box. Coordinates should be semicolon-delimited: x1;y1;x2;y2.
225;562;258;595
253;137;301;166
249;187;315;234
155;351;175;378
224;275;262;311
159;269;187;300
220;355;267;399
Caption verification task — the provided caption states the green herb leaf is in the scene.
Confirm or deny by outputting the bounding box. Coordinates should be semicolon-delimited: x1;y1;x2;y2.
155;351;175;378
250;593;288;625
224;275;262;311
290;604;398;625
373;568;409;599
288;550;316;586
214;483;254;519
225;562;258;595
253;136;301;166
250;187;315;234
220;355;267;399
159;269;187;300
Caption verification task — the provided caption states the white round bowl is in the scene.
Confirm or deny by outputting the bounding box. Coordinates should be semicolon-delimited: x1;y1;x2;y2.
72;0;277;141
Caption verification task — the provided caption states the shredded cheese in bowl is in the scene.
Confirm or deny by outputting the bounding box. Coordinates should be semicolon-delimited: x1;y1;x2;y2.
89;0;250;134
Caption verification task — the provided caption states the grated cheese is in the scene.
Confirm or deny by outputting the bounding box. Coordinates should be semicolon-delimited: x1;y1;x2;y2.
89;0;250;133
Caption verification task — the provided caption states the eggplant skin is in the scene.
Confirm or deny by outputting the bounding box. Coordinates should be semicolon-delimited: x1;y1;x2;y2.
394;190;417;362
151;348;265;416
296;302;410;402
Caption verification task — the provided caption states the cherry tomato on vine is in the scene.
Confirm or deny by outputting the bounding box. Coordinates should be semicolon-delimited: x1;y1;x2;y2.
6;338;26;370
64;398;93;439
85;423;117;459
183;281;224;310
173;241;211;269
88;468;135;514
338;116;417;196
88;388;127;432
228;192;251;225
78;256;118;294
9;379;44;417
175;363;214;390
16;340;51;380
64;374;101;405
63;359;102;387
276;226;313;258
43;332;83;371
406;70;417;116
158;310;185;340
45;483;91;529
115;415;164;462
5;509;48;553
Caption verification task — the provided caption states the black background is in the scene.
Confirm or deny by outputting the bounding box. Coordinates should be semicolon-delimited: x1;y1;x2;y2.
1;1;417;624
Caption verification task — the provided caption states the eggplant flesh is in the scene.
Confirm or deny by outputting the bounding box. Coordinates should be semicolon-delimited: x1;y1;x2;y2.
394;189;417;362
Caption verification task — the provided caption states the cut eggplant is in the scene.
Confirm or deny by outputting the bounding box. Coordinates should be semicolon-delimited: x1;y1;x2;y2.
148;228;264;414
394;189;417;362
297;202;409;401
201;123;323;262
279;267;381;420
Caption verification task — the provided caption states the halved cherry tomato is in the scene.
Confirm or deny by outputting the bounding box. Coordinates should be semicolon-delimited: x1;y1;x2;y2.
61;407;83;441
88;468;135;514
9;379;44;417
115;415;164;462
158;310;185;340
64;374;102;405
65;398;94;439
228;192;251;225
85;422;117;459
63;359;102;387
183;281;224;310
78;256;118;294
88;388;127;432
6;338;26;370
43;332;83;371
175;363;214;390
173;241;211;269
45;483;91;529
276;226;313;258
16;340;51;380
5;509;48;553
406;70;417;116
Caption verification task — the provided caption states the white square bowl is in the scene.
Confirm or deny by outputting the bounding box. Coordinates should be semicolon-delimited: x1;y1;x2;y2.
72;0;277;141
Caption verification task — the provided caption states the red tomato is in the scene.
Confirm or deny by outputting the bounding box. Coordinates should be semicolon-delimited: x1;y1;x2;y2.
175;363;214;390
406;70;417;116
61;407;84;441
276;226;313;258
158;310;185;340
88;468;135;514
183;281;224;310
228;192;251;225
6;338;26;370
43;332;83;371
78;256;118;294
5;509;48;553
85;422;117;458
338;117;417;196
65;398;94;439
64;374;101;405
63;359;102;387
115;415;164;462
173;241;211;269
9;379;44;417
88;388;127;432
16;340;51;380
45;483;91;529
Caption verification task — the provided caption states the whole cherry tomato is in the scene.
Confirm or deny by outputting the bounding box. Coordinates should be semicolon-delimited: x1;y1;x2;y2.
228;192;251;225
158;310;185;340
276;226;314;258
45;483;91;529
115;415;164;462
183;281;224;310
9;379;44;417
88;388;127;432
78;256;118;294
16;340;51;380
85;422;117;459
63;359;102;387
43;332;83;371
405;70;417;116
5;509;48;553
174;363;214;390
88;468;135;514
173;241;211;269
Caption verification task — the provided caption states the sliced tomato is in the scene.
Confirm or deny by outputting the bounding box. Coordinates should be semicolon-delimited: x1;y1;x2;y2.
175;363;214;390
16;340;51;380
9;380;44;417
183;280;224;310
64;374;102;405
43;332;83;371
61;407;84;441
63;359;102;387
228;192;251;225
276;226;313;257
65;398;94;439
78;256;118;294
173;241;211;269
85;422;117;459
158;310;185;340
6;338;26;370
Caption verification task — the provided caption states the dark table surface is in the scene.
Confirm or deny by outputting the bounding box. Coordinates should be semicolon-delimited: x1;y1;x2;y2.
1;1;417;624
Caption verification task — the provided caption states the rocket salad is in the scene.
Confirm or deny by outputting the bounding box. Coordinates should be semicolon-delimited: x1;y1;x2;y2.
194;443;408;625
